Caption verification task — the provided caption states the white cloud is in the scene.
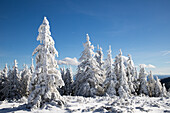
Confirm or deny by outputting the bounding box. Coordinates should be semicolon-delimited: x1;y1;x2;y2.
165;62;170;64
139;64;156;68
161;51;170;56
58;57;80;66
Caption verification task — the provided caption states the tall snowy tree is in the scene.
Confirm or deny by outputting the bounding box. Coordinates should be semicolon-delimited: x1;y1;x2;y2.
118;50;130;97
20;64;32;97
154;76;162;97
28;17;64;109
148;71;156;97
103;46;117;96
74;34;104;97
139;66;148;95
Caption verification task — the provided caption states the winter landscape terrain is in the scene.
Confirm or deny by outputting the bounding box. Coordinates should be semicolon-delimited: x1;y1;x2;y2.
0;96;170;113
0;17;170;113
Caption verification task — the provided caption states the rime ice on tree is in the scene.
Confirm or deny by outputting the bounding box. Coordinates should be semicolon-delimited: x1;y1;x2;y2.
74;34;104;97
28;17;64;109
139;66;148;95
20;64;32;97
1;60;22;100
103;46;117;96
148;71;156;96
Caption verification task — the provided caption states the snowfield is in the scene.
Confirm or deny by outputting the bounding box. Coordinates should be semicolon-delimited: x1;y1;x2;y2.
0;96;170;113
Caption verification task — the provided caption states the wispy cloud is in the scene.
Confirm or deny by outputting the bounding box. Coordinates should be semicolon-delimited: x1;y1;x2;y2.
58;57;80;66
165;62;170;64
139;64;156;68
161;51;170;56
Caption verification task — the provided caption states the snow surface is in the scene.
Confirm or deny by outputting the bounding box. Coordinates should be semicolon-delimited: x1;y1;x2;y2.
0;96;170;113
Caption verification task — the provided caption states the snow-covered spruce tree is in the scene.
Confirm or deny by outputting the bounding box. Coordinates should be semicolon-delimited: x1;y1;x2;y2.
95;45;104;67
59;67;66;95
60;67;74;95
30;58;35;74
103;46;117;96
117;50;130;97
148;71;156;97
126;54;136;94
0;64;8;100
139;66;148;95
20;64;32;97
1;60;22;100
161;83;167;97
74;34;104;97
28;17;64;109
154;76;162;97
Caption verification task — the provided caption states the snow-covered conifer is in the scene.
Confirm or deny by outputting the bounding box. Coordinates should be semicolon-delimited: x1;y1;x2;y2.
154;76;162;97
161;83;167;97
118;51;130;96
139;66;148;95
1;64;8;78
30;58;34;74
28;17;64;109
95;45;104;67
148;71;156;97
74;34;104;97
61;67;74;95
20;64;32;97
103;46;117;96
118;86;127;98
1;60;22;100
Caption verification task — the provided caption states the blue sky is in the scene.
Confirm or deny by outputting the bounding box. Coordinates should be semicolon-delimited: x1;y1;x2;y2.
0;0;170;74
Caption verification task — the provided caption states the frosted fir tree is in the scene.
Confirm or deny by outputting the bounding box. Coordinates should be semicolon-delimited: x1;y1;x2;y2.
117;50;130;97
161;83;167;97
1;60;22;100
20;64;32;97
148;71;156;97
28;17;64;109
74;34;104;97
139;66;148;95
103;46;117;96
154;76;162;97
95;45;104;67
61;67;74;95
1;64;8;78
0;64;8;100
118;86;128;98
30;58;35;74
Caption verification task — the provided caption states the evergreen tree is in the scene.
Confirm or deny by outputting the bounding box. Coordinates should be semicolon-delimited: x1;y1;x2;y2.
30;58;35;74
148;71;156;97
95;45;104;67
74;34;104;97
28;17;64;109
1;60;22;100
61;67;74;95
118;51;130;97
0;64;8;100
20;64;32;97
161;83;167;97
103;46;117;96
139;66;148;95
154;76;162;97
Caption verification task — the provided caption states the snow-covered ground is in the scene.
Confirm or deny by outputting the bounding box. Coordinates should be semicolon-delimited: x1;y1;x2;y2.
0;96;170;113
